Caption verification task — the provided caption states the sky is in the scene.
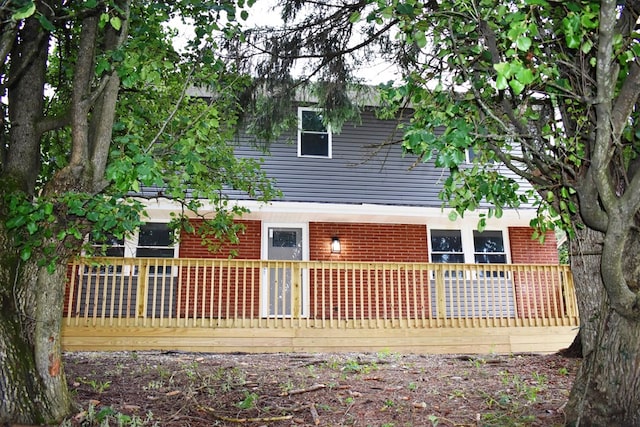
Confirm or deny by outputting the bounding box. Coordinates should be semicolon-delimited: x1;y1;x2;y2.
169;2;401;85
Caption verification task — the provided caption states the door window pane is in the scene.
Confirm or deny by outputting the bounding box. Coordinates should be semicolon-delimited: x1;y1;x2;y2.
273;230;298;248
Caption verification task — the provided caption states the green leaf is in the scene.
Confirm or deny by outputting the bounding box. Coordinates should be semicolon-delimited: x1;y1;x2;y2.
414;30;427;49
349;11;361;23
565;33;580;49
27;222;38;235
495;74;509;90
516;36;531;52
38;14;55;31
581;39;593;54
515;68;535;85
509;79;525;95
110;16;122;31
12;2;35;20
20;247;32;262
493;62;509;74
448;211;458;221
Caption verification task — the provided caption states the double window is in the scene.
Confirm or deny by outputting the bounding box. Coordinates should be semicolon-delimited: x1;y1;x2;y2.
87;223;175;260
298;107;332;158
430;229;507;264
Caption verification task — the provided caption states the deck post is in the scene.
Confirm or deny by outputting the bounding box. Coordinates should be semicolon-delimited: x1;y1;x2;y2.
292;262;301;323
435;265;446;320
136;259;149;321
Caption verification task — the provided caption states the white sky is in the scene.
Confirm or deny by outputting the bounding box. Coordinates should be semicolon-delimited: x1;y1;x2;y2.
170;2;400;85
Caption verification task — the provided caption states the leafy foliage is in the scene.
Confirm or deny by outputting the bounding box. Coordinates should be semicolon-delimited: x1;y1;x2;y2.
1;0;278;269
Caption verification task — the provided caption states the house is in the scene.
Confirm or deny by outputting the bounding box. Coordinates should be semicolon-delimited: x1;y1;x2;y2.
62;99;579;354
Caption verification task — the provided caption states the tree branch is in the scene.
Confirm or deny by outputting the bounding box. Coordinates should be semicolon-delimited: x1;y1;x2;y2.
69;13;99;168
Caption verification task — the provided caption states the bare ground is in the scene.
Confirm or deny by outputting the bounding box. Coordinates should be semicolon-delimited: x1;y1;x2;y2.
62;350;579;427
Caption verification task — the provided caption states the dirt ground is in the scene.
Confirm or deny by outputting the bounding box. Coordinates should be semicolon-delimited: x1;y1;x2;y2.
62;350;579;427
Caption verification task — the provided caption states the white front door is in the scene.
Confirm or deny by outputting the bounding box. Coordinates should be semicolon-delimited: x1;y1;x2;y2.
262;226;307;317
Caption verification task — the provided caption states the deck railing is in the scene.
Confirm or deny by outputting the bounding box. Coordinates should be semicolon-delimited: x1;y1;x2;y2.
65;258;579;330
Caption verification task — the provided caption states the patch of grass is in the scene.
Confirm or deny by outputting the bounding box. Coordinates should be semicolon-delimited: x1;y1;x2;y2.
78;377;111;393
61;403;157;426
237;391;259;410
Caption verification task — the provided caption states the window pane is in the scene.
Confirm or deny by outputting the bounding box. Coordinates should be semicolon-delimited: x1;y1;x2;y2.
432;253;465;263
139;223;172;247
473;230;504;253
136;248;175;258
104;246;125;257
301;110;326;132
300;133;329;156
474;253;507;264
431;229;464;263
431;230;462;252
273;231;298;248
90;233;124;257
473;230;505;264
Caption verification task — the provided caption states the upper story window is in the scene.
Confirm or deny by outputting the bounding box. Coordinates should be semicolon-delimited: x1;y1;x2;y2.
430;229;465;263
298;107;332;158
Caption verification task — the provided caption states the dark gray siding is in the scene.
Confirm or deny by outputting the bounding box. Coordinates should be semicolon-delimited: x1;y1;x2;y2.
235;108;445;207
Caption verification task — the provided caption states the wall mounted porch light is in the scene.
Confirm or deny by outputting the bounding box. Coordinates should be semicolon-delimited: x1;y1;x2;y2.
331;236;341;254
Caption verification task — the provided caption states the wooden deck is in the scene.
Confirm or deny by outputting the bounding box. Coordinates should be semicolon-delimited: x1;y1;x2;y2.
62;258;579;354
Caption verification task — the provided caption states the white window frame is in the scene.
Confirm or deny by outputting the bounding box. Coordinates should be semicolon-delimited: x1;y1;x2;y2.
81;222;178;276
428;227;511;265
429;229;465;264
297;107;332;159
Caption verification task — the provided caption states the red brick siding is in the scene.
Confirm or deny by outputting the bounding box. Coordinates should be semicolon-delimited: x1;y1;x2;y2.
309;222;428;262
178;219;261;259
508;227;558;264
308;268;431;320
176;264;261;318
177;220;261;316
508;227;563;318
308;222;430;318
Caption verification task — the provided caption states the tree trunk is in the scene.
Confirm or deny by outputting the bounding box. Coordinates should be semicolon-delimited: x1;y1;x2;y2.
0;226;73;424
564;225;640;425
568;225;606;358
565;308;640;426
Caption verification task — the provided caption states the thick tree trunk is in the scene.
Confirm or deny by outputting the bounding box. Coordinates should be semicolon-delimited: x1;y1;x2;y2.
568;226;606;358
565;226;640;425
0;226;73;424
565;309;640;426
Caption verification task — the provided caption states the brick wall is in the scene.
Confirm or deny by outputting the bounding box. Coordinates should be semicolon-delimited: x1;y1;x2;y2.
178;219;261;259
309;222;429;262
508;227;563;319
508;227;558;264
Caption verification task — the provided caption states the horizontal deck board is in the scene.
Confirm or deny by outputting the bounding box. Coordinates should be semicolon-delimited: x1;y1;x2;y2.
62;325;576;355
